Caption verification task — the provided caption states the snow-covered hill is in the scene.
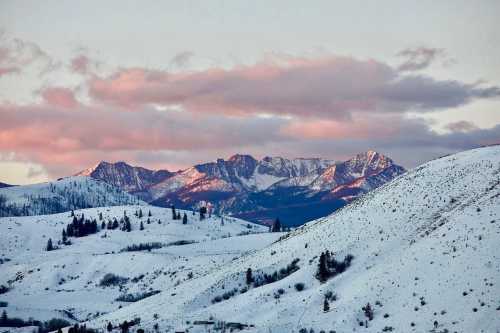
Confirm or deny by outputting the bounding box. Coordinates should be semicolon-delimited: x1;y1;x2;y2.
0;177;143;217
0;205;271;324
76;145;500;332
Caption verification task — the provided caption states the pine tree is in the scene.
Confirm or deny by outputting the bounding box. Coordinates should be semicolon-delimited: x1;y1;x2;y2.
138;209;143;218
46;238;54;251
120;320;129;333
246;268;253;285
316;252;329;282
101;221;106;230
177;212;181;220
62;229;67;243
1;310;7;325
148;210;152;217
323;297;330;312
107;322;113;332
199;207;207;220
272;218;281;232
125;220;131;232
70;210;74;217
182;213;187;225
171;206;177;220
362;302;374;321
140;221;144;230
99;212;103;220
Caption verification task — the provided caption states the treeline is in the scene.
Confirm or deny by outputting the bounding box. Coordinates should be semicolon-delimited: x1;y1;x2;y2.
66;214;98;238
0;310;72;333
120;242;163;252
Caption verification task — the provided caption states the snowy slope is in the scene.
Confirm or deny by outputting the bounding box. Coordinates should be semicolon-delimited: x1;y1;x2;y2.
0;177;143;217
0;205;272;324
80;145;500;332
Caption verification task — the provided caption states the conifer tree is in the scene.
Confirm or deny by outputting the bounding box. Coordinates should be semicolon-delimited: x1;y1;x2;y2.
182;213;188;224
362;302;374;321
140;221;144;230
323;297;330;312
171;205;177;219
138;209;143;218
148;210;152;217
107;322;113;332
46;238;54;251
62;229;67;243
246;268;253;285
272;218;281;232
199;206;207;220
316;252;329;282
1;310;7;324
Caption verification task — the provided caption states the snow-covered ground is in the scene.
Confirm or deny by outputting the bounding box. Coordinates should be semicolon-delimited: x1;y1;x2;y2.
0;206;273;324
77;145;499;333
1;145;499;333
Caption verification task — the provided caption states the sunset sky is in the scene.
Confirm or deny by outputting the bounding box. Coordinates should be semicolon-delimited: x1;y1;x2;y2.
1;0;499;184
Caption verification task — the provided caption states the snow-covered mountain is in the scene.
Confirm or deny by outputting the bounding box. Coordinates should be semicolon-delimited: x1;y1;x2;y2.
76;161;172;194
79;151;405;225
0;176;144;217
73;145;498;332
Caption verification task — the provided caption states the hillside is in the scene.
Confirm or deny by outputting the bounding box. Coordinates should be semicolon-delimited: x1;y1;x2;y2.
78;145;500;332
0;205;272;325
0;177;143;217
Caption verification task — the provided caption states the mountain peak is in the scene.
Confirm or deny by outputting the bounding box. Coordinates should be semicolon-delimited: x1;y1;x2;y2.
227;154;256;163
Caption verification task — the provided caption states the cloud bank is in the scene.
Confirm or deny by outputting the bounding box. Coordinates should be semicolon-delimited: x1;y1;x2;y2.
0;38;499;179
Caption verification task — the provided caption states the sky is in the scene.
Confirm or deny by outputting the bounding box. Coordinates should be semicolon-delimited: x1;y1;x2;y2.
0;0;499;184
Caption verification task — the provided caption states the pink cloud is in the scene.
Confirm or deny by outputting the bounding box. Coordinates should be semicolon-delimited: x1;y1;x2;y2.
88;55;499;119
281;116;402;140
0;66;19;77
41;87;79;108
70;54;90;74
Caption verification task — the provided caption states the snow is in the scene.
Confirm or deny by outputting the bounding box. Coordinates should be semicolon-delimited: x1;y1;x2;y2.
0;205;272;324
79;145;499;332
1;145;499;333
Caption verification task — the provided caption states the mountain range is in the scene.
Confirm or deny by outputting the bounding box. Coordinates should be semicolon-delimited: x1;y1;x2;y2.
77;151;406;225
